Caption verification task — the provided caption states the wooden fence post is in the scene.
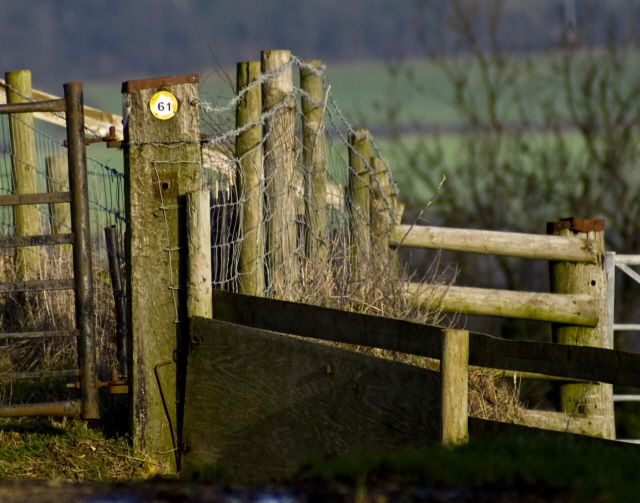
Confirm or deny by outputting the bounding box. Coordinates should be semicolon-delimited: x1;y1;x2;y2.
440;329;469;446
300;59;328;264
186;190;212;319
6;70;41;280
236;60;265;296
348;129;371;281
262;50;300;298
46;154;72;261
548;217;615;439
123;74;201;472
46;154;71;234
370;157;393;260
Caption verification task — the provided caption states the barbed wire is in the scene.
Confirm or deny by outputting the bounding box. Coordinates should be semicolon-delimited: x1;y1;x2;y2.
198;53;402;298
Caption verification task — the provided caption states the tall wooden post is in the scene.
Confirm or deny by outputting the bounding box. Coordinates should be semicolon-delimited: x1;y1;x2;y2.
300;59;328;264
123;74;201;472
236;61;265;296
348;129;371;281
6;70;41;280
548;217;615;439
262;50;299;298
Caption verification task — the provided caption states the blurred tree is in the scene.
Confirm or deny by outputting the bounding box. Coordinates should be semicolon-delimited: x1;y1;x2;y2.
382;0;640;351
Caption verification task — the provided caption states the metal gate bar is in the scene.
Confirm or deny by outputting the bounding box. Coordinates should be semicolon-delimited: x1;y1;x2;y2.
0;82;99;421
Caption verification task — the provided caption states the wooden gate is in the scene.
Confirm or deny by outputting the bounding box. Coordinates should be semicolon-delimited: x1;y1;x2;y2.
0;82;99;421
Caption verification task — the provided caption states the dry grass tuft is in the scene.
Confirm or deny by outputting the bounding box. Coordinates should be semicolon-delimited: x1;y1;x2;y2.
269;227;523;421
0;247;119;406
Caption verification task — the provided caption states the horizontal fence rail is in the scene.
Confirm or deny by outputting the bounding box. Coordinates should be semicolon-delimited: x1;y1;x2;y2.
391;224;600;263
406;283;598;326
211;290;640;388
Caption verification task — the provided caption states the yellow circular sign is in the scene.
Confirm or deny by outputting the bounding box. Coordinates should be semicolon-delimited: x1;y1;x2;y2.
149;91;178;120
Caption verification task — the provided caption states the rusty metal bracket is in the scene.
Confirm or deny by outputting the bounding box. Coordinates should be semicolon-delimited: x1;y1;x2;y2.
63;126;122;148
547;217;605;234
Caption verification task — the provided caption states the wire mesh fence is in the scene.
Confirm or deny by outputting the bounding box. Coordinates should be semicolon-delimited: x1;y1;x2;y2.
199;53;410;316
0;82;126;405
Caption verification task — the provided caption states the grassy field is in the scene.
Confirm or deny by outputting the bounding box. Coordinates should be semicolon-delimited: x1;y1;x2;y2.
1;416;639;502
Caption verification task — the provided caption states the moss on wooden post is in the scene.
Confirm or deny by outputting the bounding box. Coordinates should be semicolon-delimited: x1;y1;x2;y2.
548;218;615;439
236;61;265;296
300;59;328;264
123;74;201;472
440;329;469;446
262;50;299;298
348;129;371;281
6;70;41;280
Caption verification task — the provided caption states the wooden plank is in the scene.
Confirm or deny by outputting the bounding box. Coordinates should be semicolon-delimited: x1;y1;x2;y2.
211;289;640;388
212;289;444;359
407;282;598;327
183;317;441;481
468;333;640;388
391;224;599;263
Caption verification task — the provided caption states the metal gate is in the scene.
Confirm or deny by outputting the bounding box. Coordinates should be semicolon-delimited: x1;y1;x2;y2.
0;82;99;421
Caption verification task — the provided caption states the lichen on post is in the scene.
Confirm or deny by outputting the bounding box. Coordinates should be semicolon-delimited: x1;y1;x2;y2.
122;74;201;473
262;50;299;298
548;217;615;440
236;60;265;296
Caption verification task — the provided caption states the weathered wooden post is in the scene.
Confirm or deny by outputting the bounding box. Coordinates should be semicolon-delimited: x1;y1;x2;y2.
440;329;469;446
123;74;201;472
300;59;328;264
46;154;73;262
6;70;41;279
548;217;615;439
370;157;394;261
46;154;71;235
186;190;212;319
262;49;299;298
236;60;265;296
348;129;371;281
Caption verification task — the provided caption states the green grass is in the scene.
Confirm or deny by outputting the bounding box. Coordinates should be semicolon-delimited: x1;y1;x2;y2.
300;434;640;502
0;417;142;481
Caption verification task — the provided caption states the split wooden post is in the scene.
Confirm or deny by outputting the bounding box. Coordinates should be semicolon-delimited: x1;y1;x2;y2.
46;154;71;235
236;60;265;296
123;74;201;472
548;217;615;439
348;129;371;281
6;70;41;280
46;154;73;261
300;59;328;264
370;157;394;261
440;329;469;446
262;50;299;298
186;190;212;319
